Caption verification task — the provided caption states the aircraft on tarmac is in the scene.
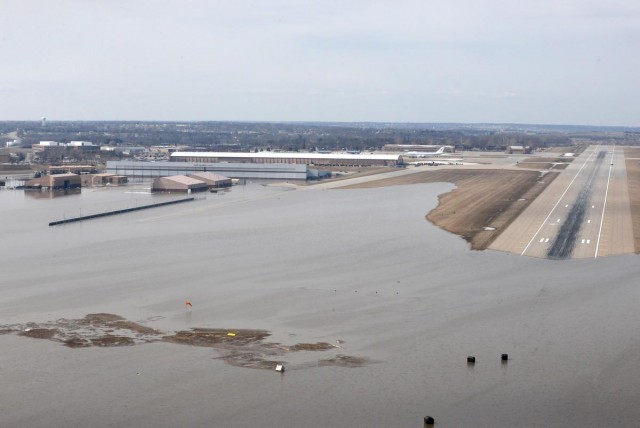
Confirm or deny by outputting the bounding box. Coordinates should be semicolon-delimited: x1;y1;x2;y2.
405;147;446;158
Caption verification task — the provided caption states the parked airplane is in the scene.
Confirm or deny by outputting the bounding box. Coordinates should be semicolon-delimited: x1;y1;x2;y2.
406;147;446;158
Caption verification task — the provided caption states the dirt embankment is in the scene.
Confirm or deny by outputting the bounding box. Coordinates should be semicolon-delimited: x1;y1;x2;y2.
340;169;558;249
624;147;640;253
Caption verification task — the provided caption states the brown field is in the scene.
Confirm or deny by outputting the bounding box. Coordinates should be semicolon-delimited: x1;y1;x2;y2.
1;314;360;370
341;169;558;249
624;147;640;253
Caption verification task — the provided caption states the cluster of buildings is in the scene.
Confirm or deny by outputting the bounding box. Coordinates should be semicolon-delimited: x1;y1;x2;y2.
107;151;406;181
15;146;422;192
23;172;128;191
21;169;231;194
34;141;100;151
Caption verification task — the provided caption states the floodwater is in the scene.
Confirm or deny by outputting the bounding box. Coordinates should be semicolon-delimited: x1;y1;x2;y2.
1;182;640;427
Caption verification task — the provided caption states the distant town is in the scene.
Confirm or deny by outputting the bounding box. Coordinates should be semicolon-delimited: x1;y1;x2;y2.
2;120;640;188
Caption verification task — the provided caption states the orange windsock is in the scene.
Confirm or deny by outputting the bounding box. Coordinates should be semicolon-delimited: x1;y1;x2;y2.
185;301;193;307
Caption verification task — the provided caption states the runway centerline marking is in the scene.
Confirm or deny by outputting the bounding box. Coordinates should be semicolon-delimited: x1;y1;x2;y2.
595;146;615;258
520;148;598;256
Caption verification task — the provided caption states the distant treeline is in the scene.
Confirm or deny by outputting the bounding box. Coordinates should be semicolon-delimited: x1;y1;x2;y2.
2;121;638;152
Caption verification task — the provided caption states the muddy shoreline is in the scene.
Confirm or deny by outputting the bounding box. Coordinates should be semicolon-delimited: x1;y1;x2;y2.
340;169;559;249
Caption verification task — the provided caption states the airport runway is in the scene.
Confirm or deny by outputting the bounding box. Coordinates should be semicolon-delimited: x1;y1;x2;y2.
490;145;635;259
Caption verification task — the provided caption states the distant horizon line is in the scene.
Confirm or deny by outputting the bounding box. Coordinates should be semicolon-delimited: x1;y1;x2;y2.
1;119;639;130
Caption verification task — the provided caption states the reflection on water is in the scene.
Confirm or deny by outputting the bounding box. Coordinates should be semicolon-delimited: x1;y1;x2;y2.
23;188;82;199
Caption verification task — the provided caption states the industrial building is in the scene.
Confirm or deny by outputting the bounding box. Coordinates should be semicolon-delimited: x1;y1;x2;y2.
151;175;209;193
506;146;532;154
170;151;404;167
24;173;81;190
80;173;128;187
186;172;232;188
49;165;99;174
106;160;309;180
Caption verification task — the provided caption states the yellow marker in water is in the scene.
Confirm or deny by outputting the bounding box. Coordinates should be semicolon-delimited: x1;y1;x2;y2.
227;332;236;337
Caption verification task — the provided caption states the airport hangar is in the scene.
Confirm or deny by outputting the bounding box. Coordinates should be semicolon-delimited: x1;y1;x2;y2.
151;173;232;193
106;160;309;180
169;152;404;167
24;173;81;190
107;152;403;180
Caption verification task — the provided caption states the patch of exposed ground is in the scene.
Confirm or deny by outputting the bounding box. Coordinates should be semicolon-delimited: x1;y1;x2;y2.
19;328;58;339
1;314;364;370
340;169;559;249
624;147;640;253
163;328;272;347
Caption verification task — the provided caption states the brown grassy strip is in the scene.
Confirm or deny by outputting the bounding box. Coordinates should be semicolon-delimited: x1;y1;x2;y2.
340;169;558;250
624;147;640;253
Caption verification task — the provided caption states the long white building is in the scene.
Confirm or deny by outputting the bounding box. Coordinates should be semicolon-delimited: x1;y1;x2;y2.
106;160;309;180
170;151;404;167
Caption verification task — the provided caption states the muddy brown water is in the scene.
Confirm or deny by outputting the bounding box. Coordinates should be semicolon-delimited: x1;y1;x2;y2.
1;182;640;427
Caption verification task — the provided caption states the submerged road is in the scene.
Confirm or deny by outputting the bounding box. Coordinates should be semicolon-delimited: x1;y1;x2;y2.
490;145;635;259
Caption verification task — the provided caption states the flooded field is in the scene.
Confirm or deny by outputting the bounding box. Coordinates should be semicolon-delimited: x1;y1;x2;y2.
1;182;639;427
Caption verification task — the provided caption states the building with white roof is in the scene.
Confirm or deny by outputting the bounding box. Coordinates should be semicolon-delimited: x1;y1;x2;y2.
170;151;404;167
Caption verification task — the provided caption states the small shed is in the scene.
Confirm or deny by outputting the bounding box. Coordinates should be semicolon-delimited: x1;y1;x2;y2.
152;175;208;193
187;172;232;188
25;173;81;190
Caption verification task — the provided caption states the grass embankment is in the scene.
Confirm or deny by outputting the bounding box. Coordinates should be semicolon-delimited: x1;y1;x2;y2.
624;147;640;253
341;169;558;250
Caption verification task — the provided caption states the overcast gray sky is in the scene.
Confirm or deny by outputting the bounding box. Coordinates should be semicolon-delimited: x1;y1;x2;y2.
1;0;638;125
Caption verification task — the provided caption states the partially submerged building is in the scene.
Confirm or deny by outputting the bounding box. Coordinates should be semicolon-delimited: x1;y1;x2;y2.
151;175;208;193
106;160;309;180
80;173;128;187
186;172;232;188
24;173;81;190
